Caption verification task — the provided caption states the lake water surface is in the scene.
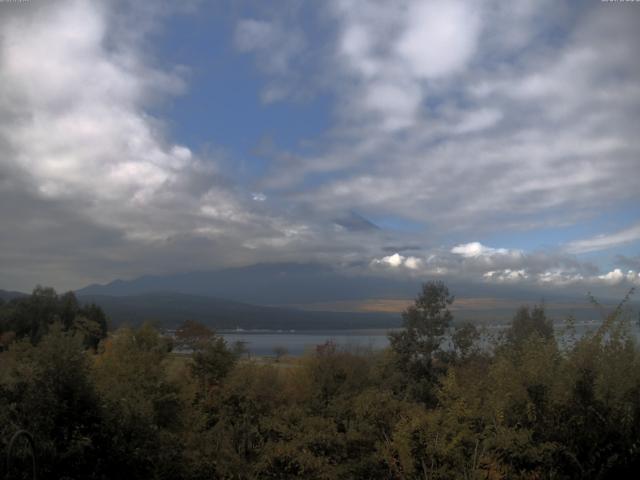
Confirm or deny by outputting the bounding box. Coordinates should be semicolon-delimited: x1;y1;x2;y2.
220;329;392;356
219;322;640;356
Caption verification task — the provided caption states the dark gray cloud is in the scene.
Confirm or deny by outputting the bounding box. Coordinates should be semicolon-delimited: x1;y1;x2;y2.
382;245;422;253
617;255;640;272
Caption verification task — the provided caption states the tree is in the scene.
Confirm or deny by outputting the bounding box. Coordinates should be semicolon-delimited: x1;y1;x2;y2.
0;325;103;479
191;336;237;391
451;321;480;361
93;323;183;479
232;340;249;358
175;319;215;351
507;304;554;346
0;287;108;349
273;345;288;362
76;302;109;349
175;320;238;396
388;281;454;403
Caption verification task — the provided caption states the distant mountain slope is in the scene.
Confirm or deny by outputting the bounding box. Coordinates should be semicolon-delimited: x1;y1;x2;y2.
78;292;401;330
0;289;27;301
76;262;420;305
77;262;611;306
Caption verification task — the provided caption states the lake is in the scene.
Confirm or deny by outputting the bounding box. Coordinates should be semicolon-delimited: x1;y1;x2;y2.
219;329;392;356
218;322;640;357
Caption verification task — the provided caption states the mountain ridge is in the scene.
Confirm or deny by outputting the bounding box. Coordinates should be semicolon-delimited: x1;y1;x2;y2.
75;262;421;304
77;291;400;330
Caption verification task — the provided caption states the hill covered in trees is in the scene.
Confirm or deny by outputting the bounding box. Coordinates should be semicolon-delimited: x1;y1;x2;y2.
1;282;639;479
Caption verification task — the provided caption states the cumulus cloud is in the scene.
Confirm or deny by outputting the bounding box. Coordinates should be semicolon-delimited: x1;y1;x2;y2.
597;269;640;286
368;241;639;292
403;256;422;270
330;0;481;131
536;271;585;287
483;269;528;283
371;243;526;280
0;0;326;289
482;264;640;289
371;253;422;270
0;1;202;230
451;242;513;258
395;0;480;79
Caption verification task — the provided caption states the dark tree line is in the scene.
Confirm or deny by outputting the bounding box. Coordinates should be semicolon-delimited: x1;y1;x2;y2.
0;286;108;349
1;282;639;479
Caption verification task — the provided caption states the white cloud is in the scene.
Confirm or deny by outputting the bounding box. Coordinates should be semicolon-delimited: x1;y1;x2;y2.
362;80;423;131
371;252;422;270
368;243;640;291
372;253;405;268
566;223;640;254
597;269;640;286
329;0;482;131
483;269;528;283
404;256;422;270
341;226;635;300
536;271;585;286
451;242;512;258
0;1;195;220
259;2;640;239
453;108;502;134
481;266;640;289
339;22;378;77
0;0;327;289
395;0;480;79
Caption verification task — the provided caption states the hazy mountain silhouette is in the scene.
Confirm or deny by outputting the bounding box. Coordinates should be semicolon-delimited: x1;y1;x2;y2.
75;262;606;306
78;292;399;330
0;289;27;301
72;262;628;327
76;262;421;305
5;263;635;329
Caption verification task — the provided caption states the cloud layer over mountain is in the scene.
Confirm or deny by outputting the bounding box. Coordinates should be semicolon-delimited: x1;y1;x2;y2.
0;0;638;298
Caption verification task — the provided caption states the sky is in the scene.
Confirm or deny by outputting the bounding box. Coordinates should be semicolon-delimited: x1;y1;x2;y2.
0;0;639;300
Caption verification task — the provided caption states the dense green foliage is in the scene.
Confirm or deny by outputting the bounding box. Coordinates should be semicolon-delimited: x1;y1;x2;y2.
1;283;639;479
0;286;108;349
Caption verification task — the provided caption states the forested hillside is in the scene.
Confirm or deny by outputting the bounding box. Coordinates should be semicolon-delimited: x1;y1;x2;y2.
78;292;399;330
1;283;639;479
